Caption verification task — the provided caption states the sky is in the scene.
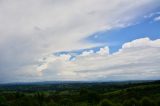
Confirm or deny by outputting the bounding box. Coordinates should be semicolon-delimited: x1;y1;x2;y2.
0;0;160;83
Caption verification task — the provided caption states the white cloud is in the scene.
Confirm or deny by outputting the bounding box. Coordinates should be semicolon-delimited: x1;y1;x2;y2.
0;0;160;82
38;38;160;81
144;11;160;18
154;16;160;21
96;46;109;55
122;37;160;48
81;50;94;56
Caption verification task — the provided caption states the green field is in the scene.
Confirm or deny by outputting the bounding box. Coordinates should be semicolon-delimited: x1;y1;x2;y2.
0;80;160;106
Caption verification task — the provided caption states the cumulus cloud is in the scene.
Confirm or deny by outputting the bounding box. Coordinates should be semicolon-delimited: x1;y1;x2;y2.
80;46;109;57
0;0;160;82
37;38;160;81
122;37;160;48
96;46;109;55
81;50;94;56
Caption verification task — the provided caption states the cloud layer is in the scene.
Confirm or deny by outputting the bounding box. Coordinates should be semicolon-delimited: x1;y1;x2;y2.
0;0;160;82
38;38;160;81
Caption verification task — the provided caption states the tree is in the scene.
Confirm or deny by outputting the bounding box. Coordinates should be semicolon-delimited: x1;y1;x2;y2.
87;91;100;104
47;100;57;106
123;98;140;106
140;97;155;106
78;88;88;102
156;99;160;106
99;99;114;106
0;96;8;106
59;98;73;106
35;92;45;106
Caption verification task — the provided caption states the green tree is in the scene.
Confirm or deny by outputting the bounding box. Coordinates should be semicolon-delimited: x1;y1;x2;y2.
140;97;155;106
87;91;100;104
0;96;8;106
79;88;88;96
47;100;57;106
35;92;45;106
99;99;114;106
123;98;140;106
156;99;160;106
79;88;88;102
59;98;73;106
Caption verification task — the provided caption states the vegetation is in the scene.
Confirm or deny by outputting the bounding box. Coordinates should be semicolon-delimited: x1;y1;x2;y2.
0;80;159;106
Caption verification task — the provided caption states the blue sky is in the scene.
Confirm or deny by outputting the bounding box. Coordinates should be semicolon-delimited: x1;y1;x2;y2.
0;0;160;83
56;9;160;55
86;11;160;53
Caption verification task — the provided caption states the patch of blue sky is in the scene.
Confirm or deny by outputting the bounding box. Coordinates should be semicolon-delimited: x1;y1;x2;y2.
86;12;160;53
55;10;160;56
54;46;103;57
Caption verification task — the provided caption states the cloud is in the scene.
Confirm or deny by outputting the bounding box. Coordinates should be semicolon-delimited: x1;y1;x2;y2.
0;0;160;82
96;46;109;55
81;50;94;56
122;37;160;48
154;16;160;21
38;38;160;81
144;11;160;18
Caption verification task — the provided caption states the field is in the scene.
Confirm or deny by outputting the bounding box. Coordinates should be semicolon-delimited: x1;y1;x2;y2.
0;80;160;106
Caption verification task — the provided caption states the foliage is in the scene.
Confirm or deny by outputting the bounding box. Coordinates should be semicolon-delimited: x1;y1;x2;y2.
123;98;140;106
0;80;159;106
99;99;114;106
140;97;155;106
